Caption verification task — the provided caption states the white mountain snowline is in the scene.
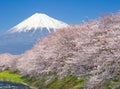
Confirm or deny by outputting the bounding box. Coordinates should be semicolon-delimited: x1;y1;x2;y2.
9;13;69;33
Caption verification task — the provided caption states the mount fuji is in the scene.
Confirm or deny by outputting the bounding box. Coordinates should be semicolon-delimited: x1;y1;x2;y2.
0;13;68;54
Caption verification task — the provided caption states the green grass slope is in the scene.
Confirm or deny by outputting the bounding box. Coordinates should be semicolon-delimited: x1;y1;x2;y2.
0;70;27;83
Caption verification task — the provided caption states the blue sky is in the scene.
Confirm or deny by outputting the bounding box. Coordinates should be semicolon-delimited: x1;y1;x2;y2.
0;0;120;33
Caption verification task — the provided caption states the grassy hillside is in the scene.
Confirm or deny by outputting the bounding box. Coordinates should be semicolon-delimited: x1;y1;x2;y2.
45;74;87;89
0;70;88;89
0;70;120;89
0;70;27;83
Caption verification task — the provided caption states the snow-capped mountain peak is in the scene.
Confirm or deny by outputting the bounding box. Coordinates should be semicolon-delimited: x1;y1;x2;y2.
9;13;68;33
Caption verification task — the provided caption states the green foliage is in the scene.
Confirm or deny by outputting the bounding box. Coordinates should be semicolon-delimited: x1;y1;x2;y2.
106;76;120;89
0;71;87;89
98;76;120;89
22;73;87;89
46;74;87;89
0;70;27;83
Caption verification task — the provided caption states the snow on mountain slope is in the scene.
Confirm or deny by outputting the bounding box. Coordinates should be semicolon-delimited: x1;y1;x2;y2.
9;13;68;33
0;13;68;54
